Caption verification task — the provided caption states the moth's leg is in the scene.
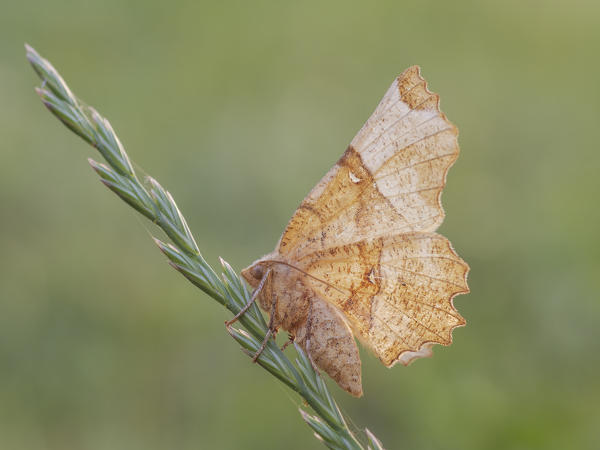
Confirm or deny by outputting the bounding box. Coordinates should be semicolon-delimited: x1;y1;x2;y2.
281;333;295;351
304;340;321;373
225;267;272;328
251;330;272;363
252;292;278;362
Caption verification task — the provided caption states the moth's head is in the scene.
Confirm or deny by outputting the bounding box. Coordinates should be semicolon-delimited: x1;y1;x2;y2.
241;261;268;289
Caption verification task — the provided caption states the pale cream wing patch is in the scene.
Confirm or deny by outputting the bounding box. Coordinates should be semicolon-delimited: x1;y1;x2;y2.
278;66;459;260
296;232;469;366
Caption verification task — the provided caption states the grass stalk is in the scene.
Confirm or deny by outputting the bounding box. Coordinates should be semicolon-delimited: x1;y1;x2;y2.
26;44;385;450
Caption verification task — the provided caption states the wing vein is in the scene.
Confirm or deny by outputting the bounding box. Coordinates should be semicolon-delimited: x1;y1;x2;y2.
371;314;411;347
394;296;463;321
373;310;448;345
374;151;456;180
380;264;467;290
358;85;434;153
384;185;444;198
390;255;464;263
358;78;424;142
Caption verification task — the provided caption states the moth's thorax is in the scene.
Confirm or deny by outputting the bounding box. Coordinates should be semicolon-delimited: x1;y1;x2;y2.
241;253;311;331
261;260;313;332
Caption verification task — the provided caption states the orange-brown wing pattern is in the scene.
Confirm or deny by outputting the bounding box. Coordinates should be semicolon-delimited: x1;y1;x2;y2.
296;233;469;366
273;66;468;371
278;66;459;260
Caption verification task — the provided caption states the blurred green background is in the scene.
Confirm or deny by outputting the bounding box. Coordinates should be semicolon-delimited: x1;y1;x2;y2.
1;1;599;449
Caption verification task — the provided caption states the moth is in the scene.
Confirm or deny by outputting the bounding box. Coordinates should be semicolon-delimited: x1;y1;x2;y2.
239;67;469;397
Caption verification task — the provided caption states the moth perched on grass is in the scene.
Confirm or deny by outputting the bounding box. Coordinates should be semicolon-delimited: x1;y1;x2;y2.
239;67;470;397
28;43;466;446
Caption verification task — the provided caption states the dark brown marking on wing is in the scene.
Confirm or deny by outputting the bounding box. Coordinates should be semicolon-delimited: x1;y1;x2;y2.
299;203;323;219
396;66;422;97
279;144;405;256
338;238;383;331
341;145;407;227
368;236;386;335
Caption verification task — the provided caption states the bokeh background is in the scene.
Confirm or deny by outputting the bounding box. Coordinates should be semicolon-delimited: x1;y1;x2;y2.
1;1;599;449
